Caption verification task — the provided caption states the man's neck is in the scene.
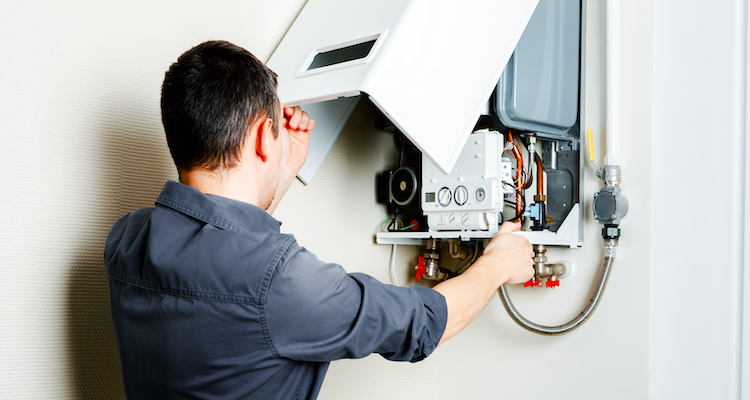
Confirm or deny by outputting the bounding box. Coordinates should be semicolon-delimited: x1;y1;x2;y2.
179;166;267;210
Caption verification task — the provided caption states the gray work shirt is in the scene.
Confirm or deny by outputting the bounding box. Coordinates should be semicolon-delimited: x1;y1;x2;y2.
105;181;447;399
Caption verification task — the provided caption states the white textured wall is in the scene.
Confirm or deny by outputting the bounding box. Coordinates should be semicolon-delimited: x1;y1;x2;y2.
3;0;743;399
0;1;307;398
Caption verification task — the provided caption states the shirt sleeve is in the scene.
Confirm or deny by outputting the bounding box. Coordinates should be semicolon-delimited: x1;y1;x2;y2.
262;241;447;363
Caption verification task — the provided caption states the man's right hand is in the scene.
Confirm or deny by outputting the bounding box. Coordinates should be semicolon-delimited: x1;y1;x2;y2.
280;106;314;177
481;221;534;285
266;106;314;215
433;221;534;345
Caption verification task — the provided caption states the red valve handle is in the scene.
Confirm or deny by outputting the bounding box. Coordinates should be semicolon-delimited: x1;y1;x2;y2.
546;280;560;288
524;280;541;287
415;256;425;281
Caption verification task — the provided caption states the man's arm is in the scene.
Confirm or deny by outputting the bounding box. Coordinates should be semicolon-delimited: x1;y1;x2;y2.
267;106;314;215
264;241;446;363
433;221;534;345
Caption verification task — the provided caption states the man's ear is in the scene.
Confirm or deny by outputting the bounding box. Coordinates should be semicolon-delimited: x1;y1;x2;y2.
253;117;275;162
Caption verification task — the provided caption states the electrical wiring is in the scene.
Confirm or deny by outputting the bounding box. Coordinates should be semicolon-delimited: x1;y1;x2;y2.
504;183;524;222
505;146;526;182
387;137;407;287
509;189;526;222
380;218;419;232
389;244;399;286
382;217;399;232
504;139;531;189
381;217;401;232
506;130;527;219
523;163;534;190
399;221;419;230
398;136;405;167
503;180;518;192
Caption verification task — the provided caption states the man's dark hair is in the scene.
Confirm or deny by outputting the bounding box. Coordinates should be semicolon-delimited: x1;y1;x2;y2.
161;40;280;172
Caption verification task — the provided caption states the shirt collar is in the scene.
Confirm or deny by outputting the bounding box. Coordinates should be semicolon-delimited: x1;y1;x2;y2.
155;181;282;234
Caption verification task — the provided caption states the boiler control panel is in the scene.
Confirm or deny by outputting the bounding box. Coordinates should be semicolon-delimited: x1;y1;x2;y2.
421;130;513;231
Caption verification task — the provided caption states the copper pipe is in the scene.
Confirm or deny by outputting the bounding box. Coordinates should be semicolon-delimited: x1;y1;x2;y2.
535;153;544;197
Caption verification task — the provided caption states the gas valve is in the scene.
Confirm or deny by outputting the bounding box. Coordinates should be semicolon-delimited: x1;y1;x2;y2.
526;244;571;289
524;279;542;287
415;256;426;280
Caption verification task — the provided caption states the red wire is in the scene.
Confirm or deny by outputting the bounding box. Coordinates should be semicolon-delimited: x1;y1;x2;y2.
503;140;528;187
507;129;525;217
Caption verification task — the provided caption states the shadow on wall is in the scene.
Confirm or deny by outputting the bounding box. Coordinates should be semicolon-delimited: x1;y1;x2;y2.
65;86;176;399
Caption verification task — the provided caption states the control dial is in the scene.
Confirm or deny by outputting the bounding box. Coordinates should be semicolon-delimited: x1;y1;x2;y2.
454;185;468;206
438;187;452;207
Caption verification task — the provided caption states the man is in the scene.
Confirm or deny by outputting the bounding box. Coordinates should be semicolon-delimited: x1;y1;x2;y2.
105;40;533;399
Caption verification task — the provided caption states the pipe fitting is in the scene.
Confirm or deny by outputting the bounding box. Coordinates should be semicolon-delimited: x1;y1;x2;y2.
604;239;618;255
527;135;537;160
529;245;569;288
423;238;441;279
603;165;621;188
423;258;441;280
415;238;447;281
425;238;440;252
545;263;567;278
447;238;468;259
532;244;547;276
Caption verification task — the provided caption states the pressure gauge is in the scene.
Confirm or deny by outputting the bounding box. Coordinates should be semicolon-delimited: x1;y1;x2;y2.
475;186;486;203
454;185;468;206
438;187;452;207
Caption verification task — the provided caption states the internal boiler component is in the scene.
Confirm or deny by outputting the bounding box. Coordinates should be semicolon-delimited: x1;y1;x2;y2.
447;238;468;259
377;137;426;231
495;0;581;136
421;130;512;231
389;167;418;207
414;238;445;281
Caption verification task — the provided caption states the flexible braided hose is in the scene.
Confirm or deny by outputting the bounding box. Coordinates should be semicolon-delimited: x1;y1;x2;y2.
498;240;617;335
